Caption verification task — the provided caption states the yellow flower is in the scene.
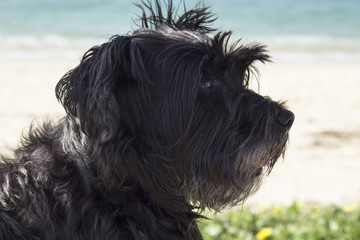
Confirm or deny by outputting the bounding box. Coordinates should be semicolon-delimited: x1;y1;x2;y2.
272;206;282;214
344;204;357;212
256;227;273;240
258;205;267;212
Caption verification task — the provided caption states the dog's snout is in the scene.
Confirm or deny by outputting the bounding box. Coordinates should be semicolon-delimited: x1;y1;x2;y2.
277;109;295;128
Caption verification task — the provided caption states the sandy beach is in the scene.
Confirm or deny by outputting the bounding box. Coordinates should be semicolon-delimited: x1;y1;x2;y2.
1;49;359;207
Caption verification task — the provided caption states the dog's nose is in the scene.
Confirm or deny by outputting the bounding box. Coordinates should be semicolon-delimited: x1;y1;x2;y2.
277;109;295;128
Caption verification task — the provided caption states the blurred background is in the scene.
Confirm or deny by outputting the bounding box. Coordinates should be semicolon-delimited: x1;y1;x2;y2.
0;0;359;236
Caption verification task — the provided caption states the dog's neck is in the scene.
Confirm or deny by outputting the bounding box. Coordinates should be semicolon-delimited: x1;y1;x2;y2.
59;117;203;239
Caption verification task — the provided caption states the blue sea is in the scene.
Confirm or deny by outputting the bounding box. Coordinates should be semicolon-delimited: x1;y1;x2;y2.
1;0;359;60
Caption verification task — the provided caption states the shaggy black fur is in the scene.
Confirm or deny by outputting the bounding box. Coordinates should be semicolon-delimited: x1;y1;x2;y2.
0;1;294;239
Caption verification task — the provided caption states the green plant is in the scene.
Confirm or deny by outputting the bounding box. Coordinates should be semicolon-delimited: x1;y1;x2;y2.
198;202;360;240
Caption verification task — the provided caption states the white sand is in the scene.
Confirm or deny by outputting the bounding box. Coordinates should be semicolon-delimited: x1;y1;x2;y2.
248;55;360;206
1;52;359;207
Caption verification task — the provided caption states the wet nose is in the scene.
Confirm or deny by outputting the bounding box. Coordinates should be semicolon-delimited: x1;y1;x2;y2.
277;109;295;128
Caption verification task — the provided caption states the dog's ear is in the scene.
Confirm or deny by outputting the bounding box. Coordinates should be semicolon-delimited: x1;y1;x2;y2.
209;32;271;87
56;36;148;142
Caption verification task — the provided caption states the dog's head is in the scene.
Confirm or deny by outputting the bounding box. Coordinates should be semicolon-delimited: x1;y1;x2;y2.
56;0;294;211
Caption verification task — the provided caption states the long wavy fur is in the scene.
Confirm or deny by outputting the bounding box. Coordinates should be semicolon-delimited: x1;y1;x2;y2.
0;1;292;239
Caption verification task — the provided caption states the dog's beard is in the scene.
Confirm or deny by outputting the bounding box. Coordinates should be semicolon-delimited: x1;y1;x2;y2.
184;134;288;211
178;98;289;211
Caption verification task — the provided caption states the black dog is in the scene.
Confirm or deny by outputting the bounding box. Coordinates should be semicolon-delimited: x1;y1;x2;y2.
0;1;294;239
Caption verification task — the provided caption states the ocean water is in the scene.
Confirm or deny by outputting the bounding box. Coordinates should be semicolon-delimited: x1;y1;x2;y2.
1;0;359;60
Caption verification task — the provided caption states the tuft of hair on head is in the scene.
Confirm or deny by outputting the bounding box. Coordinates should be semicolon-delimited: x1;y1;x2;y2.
204;31;271;89
135;0;217;34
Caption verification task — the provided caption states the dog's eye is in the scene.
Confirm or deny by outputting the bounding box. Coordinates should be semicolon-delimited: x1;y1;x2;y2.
199;81;212;89
199;80;220;89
